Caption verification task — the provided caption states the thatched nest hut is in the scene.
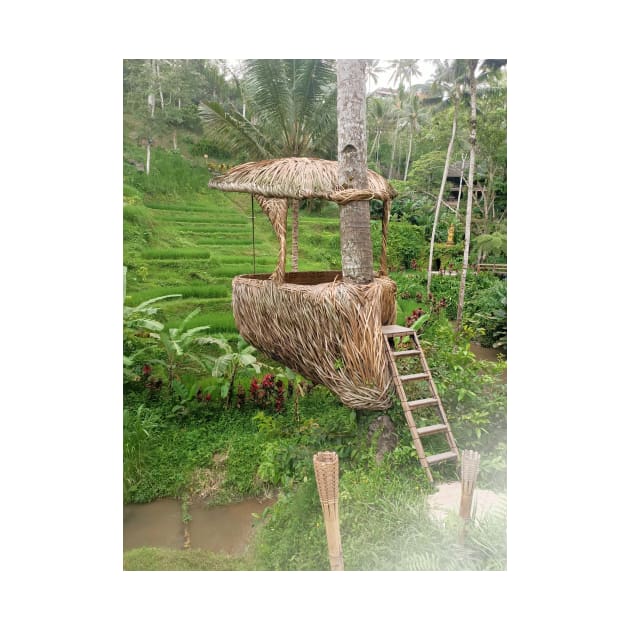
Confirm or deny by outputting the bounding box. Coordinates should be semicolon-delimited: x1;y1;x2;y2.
208;157;398;410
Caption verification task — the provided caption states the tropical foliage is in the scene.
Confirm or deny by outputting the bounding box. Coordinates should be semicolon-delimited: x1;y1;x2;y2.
122;59;507;571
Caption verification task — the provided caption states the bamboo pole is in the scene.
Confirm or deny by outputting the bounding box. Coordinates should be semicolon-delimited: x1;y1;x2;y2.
459;449;481;521
313;451;344;571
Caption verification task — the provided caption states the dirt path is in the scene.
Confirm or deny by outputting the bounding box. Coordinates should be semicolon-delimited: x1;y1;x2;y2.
427;482;505;521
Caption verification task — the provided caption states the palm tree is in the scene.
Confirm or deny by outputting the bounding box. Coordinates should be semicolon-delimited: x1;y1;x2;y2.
426;59;468;294
367;97;392;171
365;59;382;94
387;59;422;92
455;59;506;330
386;60;422;179
401;92;425;181
198;59;337;272
387;85;405;179
337;59;373;284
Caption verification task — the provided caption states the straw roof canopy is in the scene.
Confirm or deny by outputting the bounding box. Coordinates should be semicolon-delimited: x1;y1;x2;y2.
208;157;397;201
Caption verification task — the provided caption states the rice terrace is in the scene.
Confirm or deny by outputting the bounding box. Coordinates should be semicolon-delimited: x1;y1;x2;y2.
123;59;507;571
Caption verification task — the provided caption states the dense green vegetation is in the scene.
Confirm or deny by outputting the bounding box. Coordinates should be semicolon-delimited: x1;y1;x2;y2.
123;59;507;571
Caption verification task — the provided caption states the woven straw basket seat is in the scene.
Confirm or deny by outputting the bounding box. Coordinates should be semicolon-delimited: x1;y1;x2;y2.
232;271;396;410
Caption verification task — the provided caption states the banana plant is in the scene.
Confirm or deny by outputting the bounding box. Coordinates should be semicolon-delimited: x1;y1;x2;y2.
210;336;264;407
152;307;230;391
123;293;182;383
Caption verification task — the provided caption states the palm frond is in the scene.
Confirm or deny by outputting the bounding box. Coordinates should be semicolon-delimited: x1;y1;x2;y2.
243;59;294;152
292;59;336;154
198;101;275;159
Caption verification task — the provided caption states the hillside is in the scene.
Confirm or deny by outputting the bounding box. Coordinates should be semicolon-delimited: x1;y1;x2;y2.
123;146;350;334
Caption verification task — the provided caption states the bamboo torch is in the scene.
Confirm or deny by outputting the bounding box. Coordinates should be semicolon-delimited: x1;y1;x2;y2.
459;449;481;521
313;451;344;571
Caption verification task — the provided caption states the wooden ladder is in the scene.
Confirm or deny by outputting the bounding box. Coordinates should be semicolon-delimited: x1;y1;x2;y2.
382;324;459;482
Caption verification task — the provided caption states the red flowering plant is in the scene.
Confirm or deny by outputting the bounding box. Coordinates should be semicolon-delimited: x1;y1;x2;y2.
248;372;287;411
405;290;448;333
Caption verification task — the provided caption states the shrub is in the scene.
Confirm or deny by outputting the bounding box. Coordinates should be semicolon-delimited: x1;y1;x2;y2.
465;280;507;351
374;221;424;270
126;147;210;198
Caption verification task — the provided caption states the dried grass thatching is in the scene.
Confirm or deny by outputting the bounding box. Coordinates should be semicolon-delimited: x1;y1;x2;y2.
209;157;397;201
232;271;397;410
210;157;396;281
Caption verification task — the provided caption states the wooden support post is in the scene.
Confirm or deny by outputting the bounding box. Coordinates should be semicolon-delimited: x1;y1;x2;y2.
459;449;481;521
313;451;344;571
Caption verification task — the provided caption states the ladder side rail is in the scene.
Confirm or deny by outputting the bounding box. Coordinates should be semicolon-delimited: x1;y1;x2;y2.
383;337;434;482
411;331;459;457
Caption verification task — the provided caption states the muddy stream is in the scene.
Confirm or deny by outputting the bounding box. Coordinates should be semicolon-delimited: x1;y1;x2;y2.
123;497;275;553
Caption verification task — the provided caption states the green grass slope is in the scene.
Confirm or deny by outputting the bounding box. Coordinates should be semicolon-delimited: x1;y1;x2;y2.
124;152;346;333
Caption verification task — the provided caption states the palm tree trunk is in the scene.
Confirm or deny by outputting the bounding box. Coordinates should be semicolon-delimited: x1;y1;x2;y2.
427;105;457;294
156;61;164;111
368;129;380;159
337;59;373;284
146;140;151;175
456;61;478;331
456;152;466;219
403;128;413;181
388;117;399;179
291;199;299;271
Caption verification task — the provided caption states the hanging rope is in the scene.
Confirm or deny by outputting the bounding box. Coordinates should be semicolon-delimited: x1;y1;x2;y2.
251;195;256;274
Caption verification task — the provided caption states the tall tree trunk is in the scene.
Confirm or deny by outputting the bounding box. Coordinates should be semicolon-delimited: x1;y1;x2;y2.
403;127;413;181
427;104;457;295
368;129;380;159
173;130;178;151
291;199;299;271
456;152;466;219
146;60;155;118
388;117;399;179
456;61;478;331
337;60;373;284
156;61;164;111
146;140;151;175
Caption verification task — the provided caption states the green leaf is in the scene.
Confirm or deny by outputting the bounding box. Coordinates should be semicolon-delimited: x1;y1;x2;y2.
130;294;183;314
411;313;430;331
240;354;257;367
180;308;201;330
134;318;164;331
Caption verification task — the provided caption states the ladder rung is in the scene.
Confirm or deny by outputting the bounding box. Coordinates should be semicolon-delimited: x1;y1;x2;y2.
392;349;421;358
415;423;448;437
382;325;415;337
399;373;429;383
407;397;438;410
425;451;458;465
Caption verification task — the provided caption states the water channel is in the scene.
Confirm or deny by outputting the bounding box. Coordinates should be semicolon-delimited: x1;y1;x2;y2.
123;497;275;553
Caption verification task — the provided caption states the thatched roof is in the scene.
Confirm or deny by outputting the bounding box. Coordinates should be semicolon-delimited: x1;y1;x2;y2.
208;157;397;201
447;161;487;181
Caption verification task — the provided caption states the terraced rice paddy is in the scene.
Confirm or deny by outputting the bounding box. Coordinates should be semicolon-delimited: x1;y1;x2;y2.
123;189;341;334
